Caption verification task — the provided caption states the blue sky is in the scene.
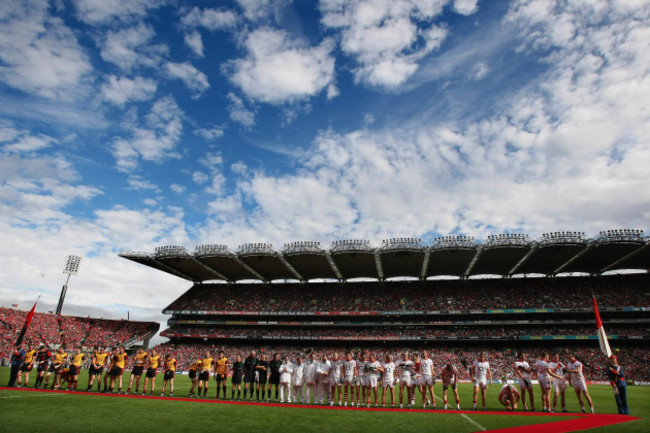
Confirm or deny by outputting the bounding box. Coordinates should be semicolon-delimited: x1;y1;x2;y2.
1;0;649;329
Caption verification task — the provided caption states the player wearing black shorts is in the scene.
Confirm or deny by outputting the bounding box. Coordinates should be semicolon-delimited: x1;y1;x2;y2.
88;346;108;392
67;348;86;391
188;358;202;397
231;354;244;400
49;346;68;390
34;345;51;389
126;348;147;394
144;349;160;396
161;354;177;397
256;353;269;401
268;353;282;402
214;351;228;399
108;346;128;394
198;350;213;398
18;344;36;388
243;351;258;400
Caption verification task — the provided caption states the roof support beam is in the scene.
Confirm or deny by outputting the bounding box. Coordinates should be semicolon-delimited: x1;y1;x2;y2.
420;249;431;280
554;243;596;274
233;257;266;281
191;257;229;281
374;251;384;280
509;244;537;275
600;243;650;273
324;252;343;281
152;258;195;281
464;248;482;277
278;254;304;281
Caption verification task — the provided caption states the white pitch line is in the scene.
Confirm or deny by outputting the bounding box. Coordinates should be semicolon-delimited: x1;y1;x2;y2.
0;393;63;399
435;394;487;431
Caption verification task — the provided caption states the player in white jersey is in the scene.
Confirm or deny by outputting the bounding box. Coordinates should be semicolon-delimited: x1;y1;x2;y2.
278;355;293;403
329;352;343;406
471;353;492;410
355;353;367;407
419;351;436;409
513;352;535;411
397;352;415;408
315;354;331;405
548;354;568;412
292;356;305;403
304;353;317;404
535;352;563;412
441;363;461;410
342;352;357;406
381;354;396;407
498;383;520;411
365;353;383;408
566;353;594;413
410;353;421;407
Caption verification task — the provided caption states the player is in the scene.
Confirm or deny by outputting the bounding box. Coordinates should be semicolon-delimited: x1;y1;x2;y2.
292;356;305;404
441;363;461;410
101;347;115;393
329;352;343;406
397;352;415;409
87;346;108;392
279;355;293;403
268;353;282;402
34;344;51;389
231;354;244;400
549;354;568;412
535;352;559;412
365;353;383;408
50;346;68;390
419;351;436;409
8;343;26;388
566;353;594;413
471;352;492;410
342;352;357;406
381;354;396;408
355;352;367;407
161;353;177;397
126;348;147;394
304;353;317;404
607;356;629;415
411;353;421;407
143;348;160;396
315;354;331;405
243;350;258;401
498;382;520;411
256;353;270;401
108;346;128;394
187;357;202;397
17;343;36;388
513;352;535;411
198;350;213;398
66;347;86;391
214;350;228;399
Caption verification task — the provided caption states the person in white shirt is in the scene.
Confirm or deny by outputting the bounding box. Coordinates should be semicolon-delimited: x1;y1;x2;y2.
410;353;421;407
342;352;357;407
419;351;436;409
566;353;594;413
365;353;383;408
471;352;492;410
441;363;461;410
315;354;331;405
498;383;520;411
535;352;563;412
292;356;305;403
329;352;343;406
355;353;367;407
279;355;293;403
397;352;414;409
513;352;535;411
304;353;317;404
381;354;396;408
548;354;568;412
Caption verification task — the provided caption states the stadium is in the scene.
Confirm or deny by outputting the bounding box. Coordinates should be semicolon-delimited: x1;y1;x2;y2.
5;230;648;432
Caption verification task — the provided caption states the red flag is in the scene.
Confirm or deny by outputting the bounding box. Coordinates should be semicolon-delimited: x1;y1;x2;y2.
592;295;612;358
14;299;38;346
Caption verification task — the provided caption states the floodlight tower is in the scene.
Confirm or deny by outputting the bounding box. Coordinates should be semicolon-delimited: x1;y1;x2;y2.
55;255;82;315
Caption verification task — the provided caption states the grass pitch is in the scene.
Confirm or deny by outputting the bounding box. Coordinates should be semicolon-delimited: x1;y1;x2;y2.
0;368;646;432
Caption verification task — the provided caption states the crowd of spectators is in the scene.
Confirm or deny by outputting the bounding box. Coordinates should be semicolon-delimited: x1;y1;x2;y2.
150;342;650;382
0;307;158;360
164;274;649;313
161;325;649;339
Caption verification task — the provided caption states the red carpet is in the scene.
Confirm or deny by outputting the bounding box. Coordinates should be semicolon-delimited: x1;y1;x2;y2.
1;387;640;432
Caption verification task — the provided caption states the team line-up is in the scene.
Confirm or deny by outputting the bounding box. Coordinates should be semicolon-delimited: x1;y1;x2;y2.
12;344;608;413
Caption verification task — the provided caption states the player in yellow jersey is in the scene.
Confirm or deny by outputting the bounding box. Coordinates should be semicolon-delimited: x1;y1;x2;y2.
143;349;160;396
102;347;115;392
107;346;128;394
188;358;202;397
198;350;213;398
51;346;69;390
214;350;228;399
17;344;36;388
126;348;148;394
161;354;177;397
87;346;108;392
66;347;86;391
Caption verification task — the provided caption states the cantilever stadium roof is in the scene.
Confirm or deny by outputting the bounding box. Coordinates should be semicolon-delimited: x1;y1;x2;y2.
119;232;649;283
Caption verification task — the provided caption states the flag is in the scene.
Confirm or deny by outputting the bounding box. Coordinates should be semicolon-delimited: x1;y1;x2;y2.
14;299;38;346
592;295;612;358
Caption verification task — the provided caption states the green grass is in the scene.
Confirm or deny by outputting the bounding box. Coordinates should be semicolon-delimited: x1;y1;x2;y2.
1;367;646;432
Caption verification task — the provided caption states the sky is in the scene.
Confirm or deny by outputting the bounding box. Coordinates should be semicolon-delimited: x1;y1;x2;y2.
1;0;649;339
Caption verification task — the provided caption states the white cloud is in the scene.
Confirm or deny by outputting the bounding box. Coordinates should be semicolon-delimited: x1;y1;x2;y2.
184;31;204;57
73;0;164;25
126;175;160;191
453;0;479;15
100;24;168;72
112;96;184;172
192;171;209;185
0;0;92;99
181;7;239;30
165;62;210;98
2;133;56;153
227;92;256;126
319;0;455;89
194;126;225;141
170;183;186;194
101;75;157;106
225;28;336;104
235;0;290;22
469;61;489;80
